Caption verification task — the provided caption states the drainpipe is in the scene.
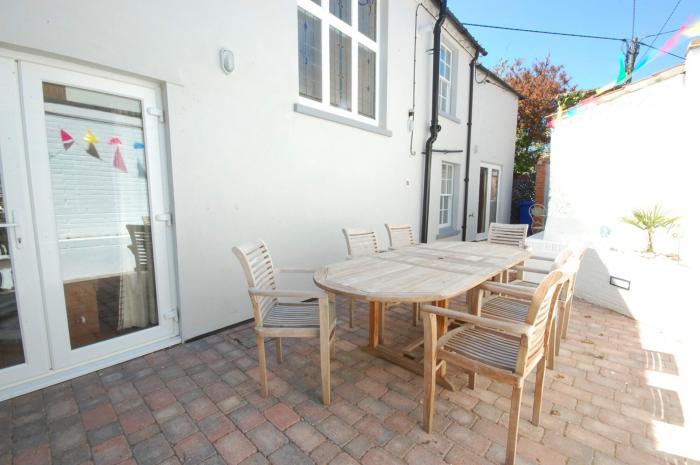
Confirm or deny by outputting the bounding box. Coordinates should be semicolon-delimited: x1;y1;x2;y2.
461;51;479;241
420;0;448;243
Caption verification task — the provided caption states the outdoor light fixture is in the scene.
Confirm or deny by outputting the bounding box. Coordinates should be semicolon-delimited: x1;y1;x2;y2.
220;48;235;75
609;276;631;290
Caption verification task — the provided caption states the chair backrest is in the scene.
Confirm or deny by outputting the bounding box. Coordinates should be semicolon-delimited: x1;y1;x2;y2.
232;240;277;325
342;228;380;257
487;223;528;247
520;269;569;372
126;224;153;272
550;247;574;271
385;224;416;249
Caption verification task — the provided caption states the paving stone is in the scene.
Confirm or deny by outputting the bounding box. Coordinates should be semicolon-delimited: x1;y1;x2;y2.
92;435;132;465
214;431;256;465
228;405;266;433
285;421;325;453
317;416;357;446
119;405;155;435
174;432;216;465
246;422;288;455
131;433;174;465
263;403;299;431
161;415;197;444
268;443;313;465
198;412;236;442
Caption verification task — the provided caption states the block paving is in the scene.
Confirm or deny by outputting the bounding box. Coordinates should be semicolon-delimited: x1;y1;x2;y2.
1;297;698;465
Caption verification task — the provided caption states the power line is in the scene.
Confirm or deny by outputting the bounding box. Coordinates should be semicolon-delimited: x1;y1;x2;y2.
640;0;682;60
639;41;685;60
641;27;680;41
460;22;627;42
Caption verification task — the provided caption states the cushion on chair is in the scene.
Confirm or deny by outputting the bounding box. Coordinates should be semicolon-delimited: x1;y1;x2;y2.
443;326;520;372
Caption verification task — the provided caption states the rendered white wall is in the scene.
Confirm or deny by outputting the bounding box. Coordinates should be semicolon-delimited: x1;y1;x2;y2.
0;0;519;339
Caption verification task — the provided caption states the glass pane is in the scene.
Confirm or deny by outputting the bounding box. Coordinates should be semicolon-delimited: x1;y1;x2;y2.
43;83;158;350
330;26;352;111
358;45;376;118
490;169;500;224
330;0;351;25
477;167;488;234
359;0;377;40
298;8;322;101
0;177;25;369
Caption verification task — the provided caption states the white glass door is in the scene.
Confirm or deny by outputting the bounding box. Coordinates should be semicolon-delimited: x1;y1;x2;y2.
20;63;177;369
476;163;501;241
0;57;51;387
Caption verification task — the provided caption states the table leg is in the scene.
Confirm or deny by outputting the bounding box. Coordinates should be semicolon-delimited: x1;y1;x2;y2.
368;301;379;348
435;299;448;379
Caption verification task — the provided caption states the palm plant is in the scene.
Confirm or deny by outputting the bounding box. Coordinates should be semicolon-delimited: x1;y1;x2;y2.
622;205;680;254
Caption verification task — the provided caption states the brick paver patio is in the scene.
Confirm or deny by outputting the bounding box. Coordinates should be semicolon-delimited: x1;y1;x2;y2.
1;297;698;465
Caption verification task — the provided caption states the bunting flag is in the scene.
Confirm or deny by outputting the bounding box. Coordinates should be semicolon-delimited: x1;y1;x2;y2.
133;142;144;149
108;137;122;145
60;129;74;150
615;52;627;85
83;130;98;145
86;143;100;159
113;146;127;173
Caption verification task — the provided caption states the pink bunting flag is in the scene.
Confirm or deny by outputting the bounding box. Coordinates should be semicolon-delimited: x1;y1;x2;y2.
113;146;127;173
108;137;122;145
60;129;74;150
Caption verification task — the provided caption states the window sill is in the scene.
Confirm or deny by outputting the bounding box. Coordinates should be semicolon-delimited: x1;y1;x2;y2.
439;111;461;125
436;227;461;239
294;103;392;137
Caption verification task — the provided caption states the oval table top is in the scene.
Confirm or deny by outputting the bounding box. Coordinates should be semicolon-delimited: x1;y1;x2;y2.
313;241;531;303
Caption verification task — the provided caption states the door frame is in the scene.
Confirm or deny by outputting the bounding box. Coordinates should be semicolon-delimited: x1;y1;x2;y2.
20;61;179;369
0;57;52;388
475;162;502;241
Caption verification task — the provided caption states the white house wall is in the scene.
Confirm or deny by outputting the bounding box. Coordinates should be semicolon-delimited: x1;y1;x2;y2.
0;0;518;339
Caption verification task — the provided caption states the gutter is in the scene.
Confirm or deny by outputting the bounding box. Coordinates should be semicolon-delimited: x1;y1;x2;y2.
419;0;448;243
461;50;479;241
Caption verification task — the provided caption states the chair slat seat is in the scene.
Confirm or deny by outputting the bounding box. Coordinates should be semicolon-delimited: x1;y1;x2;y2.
482;296;529;322
443;327;520;372
264;301;335;328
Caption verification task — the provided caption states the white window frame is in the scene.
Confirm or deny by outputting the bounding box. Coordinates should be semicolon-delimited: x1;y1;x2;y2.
439;162;456;229
297;0;380;126
438;43;452;115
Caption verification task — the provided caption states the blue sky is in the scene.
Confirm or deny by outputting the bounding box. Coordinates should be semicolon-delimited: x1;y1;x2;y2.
450;0;698;89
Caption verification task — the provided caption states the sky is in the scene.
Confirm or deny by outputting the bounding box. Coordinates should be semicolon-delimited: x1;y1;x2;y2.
449;0;699;90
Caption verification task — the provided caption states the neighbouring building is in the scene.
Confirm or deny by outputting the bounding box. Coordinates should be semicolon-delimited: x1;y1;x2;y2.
0;0;518;399
531;39;700;317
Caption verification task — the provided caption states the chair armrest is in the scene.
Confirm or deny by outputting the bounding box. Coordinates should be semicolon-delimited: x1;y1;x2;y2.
511;265;549;275
421;305;533;336
248;288;326;300
276;268;316;274
529;254;555;261
479;282;535;300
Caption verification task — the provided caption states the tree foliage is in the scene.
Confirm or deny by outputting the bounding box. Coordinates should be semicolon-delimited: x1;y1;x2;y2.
494;57;575;175
622;204;681;253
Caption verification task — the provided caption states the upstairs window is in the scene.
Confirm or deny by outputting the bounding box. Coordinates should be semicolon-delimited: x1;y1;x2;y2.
438;44;453;115
297;0;380;122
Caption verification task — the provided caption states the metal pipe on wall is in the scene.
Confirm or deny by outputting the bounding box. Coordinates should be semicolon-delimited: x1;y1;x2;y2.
419;0;447;243
461;50;479;241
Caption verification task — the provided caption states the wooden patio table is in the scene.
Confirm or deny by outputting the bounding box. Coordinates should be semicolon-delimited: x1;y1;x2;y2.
314;241;530;389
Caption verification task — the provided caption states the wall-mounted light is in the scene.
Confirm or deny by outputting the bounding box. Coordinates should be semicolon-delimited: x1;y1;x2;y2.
609;276;630;290
220;48;235;75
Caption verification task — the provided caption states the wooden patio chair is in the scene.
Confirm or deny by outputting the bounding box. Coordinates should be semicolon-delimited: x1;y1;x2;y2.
487;223;529;283
478;254;580;369
385;223;416;249
487;223;529;247
421;269;569;465
342;228;380;328
385;224;420;325
529;203;547;234
232;240;336;405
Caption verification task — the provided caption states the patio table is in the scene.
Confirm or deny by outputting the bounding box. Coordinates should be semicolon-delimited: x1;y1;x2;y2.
314;241;530;389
